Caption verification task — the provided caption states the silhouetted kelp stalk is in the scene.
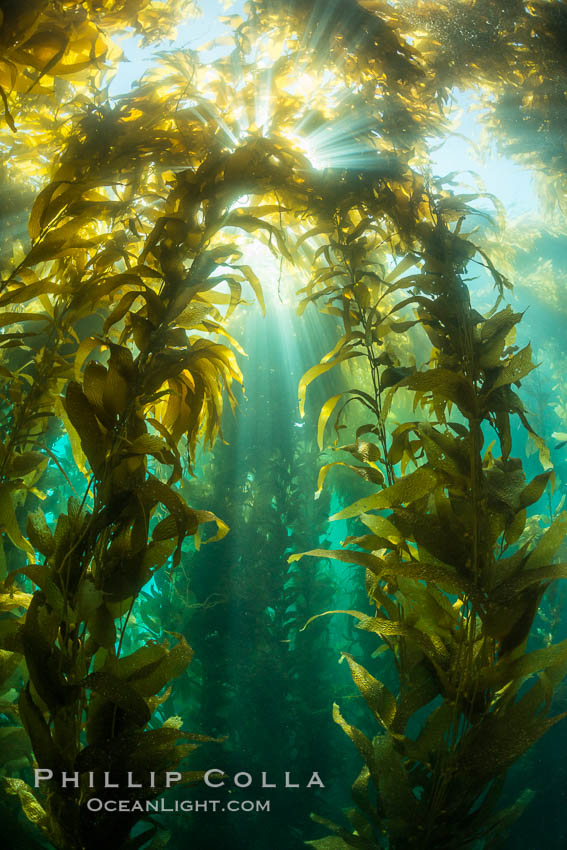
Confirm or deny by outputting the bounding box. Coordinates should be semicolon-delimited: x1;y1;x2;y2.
0;63;296;849
294;179;567;847
0;180;238;850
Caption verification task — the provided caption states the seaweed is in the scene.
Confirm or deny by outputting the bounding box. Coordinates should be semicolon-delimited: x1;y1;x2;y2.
296;181;567;848
0;2;566;848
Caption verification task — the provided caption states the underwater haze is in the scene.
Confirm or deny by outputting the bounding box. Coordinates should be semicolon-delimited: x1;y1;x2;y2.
1;1;567;849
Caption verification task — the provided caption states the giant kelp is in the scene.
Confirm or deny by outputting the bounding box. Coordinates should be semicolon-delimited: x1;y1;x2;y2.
294;172;567;848
0;45;267;850
0;25;380;847
397;0;567;213
0;0;197;127
0;1;566;849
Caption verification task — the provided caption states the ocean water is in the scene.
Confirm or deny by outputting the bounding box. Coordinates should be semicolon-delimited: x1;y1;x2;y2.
2;2;567;849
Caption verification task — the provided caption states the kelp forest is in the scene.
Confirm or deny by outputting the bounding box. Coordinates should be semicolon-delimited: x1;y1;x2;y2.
2;1;567;849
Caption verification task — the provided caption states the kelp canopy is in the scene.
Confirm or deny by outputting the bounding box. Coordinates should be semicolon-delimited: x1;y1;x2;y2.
0;1;567;849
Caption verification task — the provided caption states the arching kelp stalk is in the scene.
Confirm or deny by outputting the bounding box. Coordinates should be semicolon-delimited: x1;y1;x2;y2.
0;2;566;848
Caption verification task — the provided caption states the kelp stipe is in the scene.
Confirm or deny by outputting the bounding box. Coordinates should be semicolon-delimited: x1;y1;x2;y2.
295;188;567;847
0;45;266;850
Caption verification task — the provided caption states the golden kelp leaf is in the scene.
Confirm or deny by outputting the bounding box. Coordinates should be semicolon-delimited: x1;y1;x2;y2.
393;659;440;735
523;417;552;471
490;344;536;391
128;635;193;698
340;652;397;729
0;312;48;328
316;462;383;497
108;642;166;680
380;365;415;390
359;513;403;544
380;556;476;600
356;614;449;665
63;381;106;472
130;313;153;352
477;789;535;845
16;27;68;77
0;649;20;691
0;281;59;308
8;451;45;477
83;363;107;414
2;777;47;826
348;465;384;486
332;703;380;791
102;362;129;417
83;360;110;421
142;540;176;572
372;733;418;826
504;507;526;546
0;85;16;132
479;306;523;365
339;442;381;462
0;484;34;557
453;685;566;785
18;684;64;774
389;507;470;570
525;512;567;570
79;724;220;778
330;466;437;520
152;515;179;542
295;224;333;250
82;672;151;727
74;336;102;383
320;333;359;366
398;576;459;634
317;393;343;449
0;589;32;610
201;321;246;356
75;578;103;622
350;765;376;832
127;435;170;455
54;396;87;475
385;254;419;283
298;352;363;418
192;509;229;544
19;564;64;615
298;608;368;632
290;549;382;575
416;422;470;477
518;471;553;510
481;635;567;692
236;264;265;316
398;368;475;413
87;604;116;650
28;180;69;240
492;563;567;602
139;476;198;554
